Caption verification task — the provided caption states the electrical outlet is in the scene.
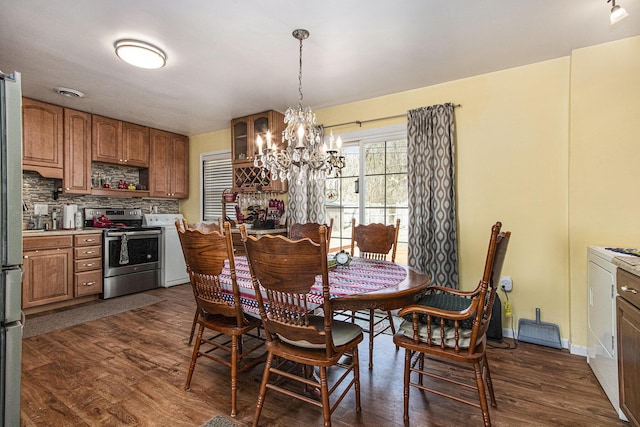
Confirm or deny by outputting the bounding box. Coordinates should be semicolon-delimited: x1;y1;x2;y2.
500;276;513;292
33;203;48;215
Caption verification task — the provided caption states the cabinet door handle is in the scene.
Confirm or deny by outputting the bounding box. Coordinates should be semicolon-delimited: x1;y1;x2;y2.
84;239;96;243
84;263;94;267
23;255;29;259
85;251;95;254
83;281;96;286
621;285;638;294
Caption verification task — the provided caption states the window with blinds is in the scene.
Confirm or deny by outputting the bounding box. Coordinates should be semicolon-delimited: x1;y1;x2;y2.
202;151;232;222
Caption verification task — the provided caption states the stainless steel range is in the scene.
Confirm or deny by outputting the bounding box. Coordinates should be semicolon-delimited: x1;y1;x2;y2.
84;208;162;299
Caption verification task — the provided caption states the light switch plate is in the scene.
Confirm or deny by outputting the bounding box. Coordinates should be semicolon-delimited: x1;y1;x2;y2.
33;203;48;215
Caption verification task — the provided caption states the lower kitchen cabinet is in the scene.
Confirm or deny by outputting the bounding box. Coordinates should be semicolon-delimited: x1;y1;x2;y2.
617;268;640;426
22;236;74;309
74;233;103;296
23;232;104;312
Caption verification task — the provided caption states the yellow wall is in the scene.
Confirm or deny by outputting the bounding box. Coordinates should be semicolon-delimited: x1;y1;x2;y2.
182;35;640;349
569;36;640;346
179;128;230;224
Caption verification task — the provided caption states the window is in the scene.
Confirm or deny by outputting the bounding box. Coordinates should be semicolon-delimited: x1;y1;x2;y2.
201;150;232;222
325;125;408;263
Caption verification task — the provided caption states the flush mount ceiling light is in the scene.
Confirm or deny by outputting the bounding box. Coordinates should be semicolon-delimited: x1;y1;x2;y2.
55;87;84;98
114;39;166;69
608;0;629;25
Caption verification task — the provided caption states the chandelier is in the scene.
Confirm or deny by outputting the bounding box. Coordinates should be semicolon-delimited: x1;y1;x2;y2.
254;29;345;182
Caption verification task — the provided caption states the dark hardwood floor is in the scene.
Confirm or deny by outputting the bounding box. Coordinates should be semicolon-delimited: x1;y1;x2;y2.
20;284;627;426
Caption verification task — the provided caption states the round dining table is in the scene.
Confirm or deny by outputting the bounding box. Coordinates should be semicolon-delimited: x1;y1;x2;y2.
220;255;431;315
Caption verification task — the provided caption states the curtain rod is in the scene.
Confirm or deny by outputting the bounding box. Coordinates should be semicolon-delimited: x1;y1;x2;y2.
322;103;461;130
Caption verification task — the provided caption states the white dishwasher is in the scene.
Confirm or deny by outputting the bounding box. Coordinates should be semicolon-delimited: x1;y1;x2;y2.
586;246;627;421
144;214;189;287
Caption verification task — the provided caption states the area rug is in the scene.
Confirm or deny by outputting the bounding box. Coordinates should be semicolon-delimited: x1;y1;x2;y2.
23;293;165;338
200;415;239;427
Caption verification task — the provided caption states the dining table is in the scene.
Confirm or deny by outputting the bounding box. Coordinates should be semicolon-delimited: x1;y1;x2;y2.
218;255;431;316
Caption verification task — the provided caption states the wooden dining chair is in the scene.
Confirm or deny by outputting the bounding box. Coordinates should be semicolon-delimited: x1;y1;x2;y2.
176;220;264;418
346;217;401;369
241;224;363;427
393;221;510;427
288;217;334;251
181;219;224;345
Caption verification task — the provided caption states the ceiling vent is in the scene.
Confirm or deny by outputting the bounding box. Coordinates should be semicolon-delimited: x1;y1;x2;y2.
55;87;85;98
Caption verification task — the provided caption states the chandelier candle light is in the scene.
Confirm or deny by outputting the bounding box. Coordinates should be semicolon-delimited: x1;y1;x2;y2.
254;29;345;182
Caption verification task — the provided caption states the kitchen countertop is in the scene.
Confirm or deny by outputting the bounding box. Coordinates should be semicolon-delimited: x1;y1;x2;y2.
613;255;640;277
22;228;104;237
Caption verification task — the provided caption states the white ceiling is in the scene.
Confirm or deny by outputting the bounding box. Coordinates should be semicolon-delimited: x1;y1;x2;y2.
2;0;639;136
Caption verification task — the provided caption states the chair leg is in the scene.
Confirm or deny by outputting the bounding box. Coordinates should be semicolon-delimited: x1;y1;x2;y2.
230;334;239;417
188;308;199;346
403;349;411;422
352;345;361;413
483;356;497;408
418;353;425;385
386;311;399;350
184;323;204;391
473;361;491;427
319;366;331;427
253;351;274;427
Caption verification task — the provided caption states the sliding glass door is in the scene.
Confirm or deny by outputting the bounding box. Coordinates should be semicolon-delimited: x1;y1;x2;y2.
325;126;408;263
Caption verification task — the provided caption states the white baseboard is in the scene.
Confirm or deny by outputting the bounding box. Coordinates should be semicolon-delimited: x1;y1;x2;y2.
501;328;585;356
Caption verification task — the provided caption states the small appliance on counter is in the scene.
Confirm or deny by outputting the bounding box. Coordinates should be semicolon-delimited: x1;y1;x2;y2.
62;204;77;229
144;213;189;287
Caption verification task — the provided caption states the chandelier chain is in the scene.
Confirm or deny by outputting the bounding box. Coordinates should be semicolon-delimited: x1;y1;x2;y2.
298;36;304;106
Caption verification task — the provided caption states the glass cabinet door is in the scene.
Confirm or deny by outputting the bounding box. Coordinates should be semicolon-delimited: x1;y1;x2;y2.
232;119;248;161
252;114;270;159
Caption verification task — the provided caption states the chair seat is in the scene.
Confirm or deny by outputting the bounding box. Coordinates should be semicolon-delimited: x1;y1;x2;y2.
278;316;363;349
200;312;261;334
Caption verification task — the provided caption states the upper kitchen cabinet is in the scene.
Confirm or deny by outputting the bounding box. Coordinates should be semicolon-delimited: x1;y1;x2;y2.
92;115;149;167
231;110;285;163
22;98;64;179
141;129;189;198
231;110;286;193
63;108;92;194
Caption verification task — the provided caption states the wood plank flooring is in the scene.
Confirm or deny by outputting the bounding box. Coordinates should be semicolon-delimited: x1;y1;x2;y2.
20;284;627;426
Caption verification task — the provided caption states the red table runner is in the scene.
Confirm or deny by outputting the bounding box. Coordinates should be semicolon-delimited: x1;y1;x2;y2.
219;256;407;315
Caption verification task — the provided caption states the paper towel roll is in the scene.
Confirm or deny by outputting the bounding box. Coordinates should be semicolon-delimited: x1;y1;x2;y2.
63;204;77;229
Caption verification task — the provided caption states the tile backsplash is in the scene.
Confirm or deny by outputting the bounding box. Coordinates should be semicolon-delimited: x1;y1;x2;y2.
23;168;179;229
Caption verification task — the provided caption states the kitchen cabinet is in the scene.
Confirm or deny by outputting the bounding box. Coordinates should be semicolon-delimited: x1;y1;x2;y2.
616;268;640;427
22;98;64;179
92;115;149;167
231;110;286;192
141;129;189;198
73;233;103;297
22;235;74;309
63;108;92;194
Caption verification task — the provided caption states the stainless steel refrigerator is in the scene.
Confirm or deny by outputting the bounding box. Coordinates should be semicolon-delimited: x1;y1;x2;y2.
1;70;23;426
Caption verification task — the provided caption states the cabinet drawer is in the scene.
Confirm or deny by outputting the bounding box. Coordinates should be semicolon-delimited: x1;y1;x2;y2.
23;235;73;250
618;268;640;309
74;257;101;272
74;233;102;247
74;245;102;259
75;270;103;296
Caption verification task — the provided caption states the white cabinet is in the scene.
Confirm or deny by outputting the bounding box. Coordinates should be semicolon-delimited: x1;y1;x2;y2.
586;246;626;421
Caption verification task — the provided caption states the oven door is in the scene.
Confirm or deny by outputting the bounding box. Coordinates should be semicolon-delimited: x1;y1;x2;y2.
104;230;161;277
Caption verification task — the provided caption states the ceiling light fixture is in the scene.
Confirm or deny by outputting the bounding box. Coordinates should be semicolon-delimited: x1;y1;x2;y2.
608;0;629;25
255;29;344;182
55;87;84;98
114;39;167;69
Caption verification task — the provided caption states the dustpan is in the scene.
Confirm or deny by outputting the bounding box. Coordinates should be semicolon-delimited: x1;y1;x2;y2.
517;308;562;349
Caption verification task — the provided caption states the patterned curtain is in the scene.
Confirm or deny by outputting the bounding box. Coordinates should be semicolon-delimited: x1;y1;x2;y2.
287;125;326;224
407;103;459;288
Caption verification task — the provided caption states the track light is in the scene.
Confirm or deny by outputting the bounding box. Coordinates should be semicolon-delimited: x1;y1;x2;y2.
608;0;629;25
